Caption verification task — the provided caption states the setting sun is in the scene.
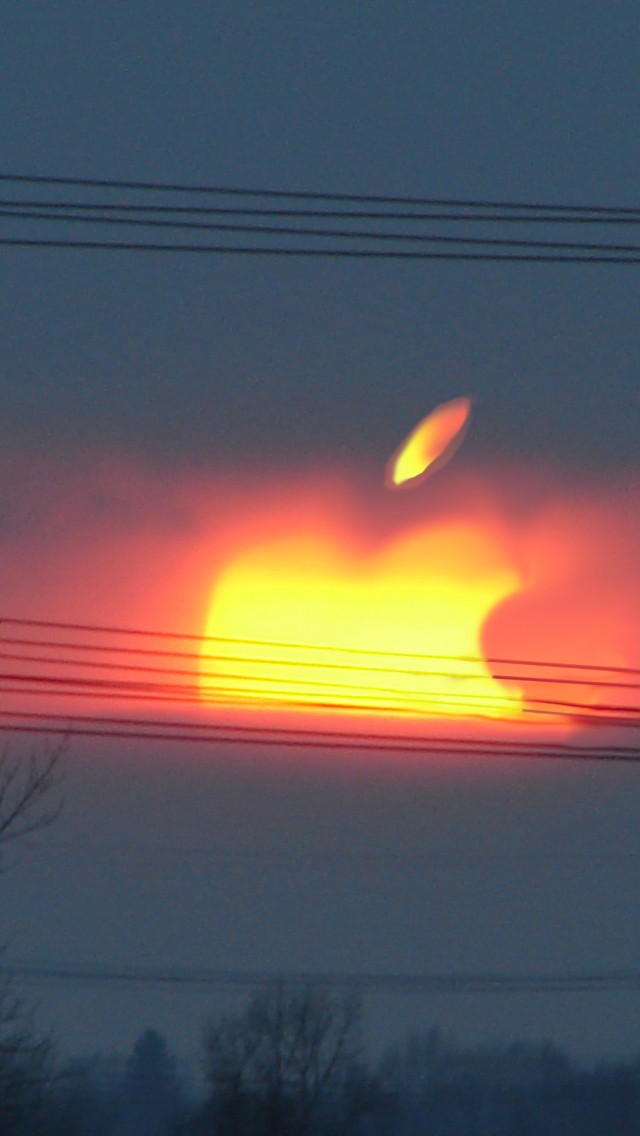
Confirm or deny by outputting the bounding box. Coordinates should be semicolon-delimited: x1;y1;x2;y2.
201;514;522;719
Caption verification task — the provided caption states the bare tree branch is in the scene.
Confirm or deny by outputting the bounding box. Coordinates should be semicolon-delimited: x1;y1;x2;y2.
0;740;64;849
0;741;65;1128
202;986;380;1136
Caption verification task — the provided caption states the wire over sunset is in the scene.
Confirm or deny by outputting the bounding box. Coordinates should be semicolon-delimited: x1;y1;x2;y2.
1;614;640;762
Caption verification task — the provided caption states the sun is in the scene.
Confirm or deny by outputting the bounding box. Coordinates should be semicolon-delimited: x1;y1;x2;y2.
200;514;523;721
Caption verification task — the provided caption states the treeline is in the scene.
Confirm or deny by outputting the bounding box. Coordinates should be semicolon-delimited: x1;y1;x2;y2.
4;987;640;1135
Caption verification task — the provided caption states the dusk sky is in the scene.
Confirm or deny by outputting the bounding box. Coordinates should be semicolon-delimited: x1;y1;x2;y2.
2;2;640;1068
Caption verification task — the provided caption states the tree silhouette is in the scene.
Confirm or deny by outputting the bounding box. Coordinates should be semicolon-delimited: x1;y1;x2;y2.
118;1028;187;1136
199;986;384;1136
0;740;64;1132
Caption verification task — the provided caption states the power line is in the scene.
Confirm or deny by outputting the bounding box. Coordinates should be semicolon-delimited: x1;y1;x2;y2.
4;641;640;695
6;206;640;258
4;197;640;226
4;616;640;737
2;236;640;263
1;709;639;764
4;621;640;716
0;707;617;752
4;616;637;677
3;174;640;260
2;664;639;723
0;677;577;727
4;959;640;993
0;689;596;732
3;655;640;722
1;172;638;217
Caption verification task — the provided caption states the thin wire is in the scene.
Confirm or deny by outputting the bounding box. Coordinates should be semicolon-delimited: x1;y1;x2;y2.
5;619;640;726
4;616;639;678
4;959;640;992
0;635;629;696
4;662;639;719
1;172;638;216
0;669;520;713
0;680;572;725
4;656;639;720
5;206;640;256
1;235;639;262
4;197;640;225
0;670;527;719
8;645;640;695
0;718;637;764
6;662;640;728
1;707;635;757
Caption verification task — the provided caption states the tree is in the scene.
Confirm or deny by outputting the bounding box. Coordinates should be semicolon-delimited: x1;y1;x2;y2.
199;986;385;1136
0;740;64;1132
118;1028;187;1136
0;739;62;854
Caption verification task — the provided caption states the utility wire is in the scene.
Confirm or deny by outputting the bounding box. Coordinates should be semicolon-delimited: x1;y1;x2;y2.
4;642;640;694
4;175;640;259
0;671;548;718
3;657;639;720
0;674;579;725
3;615;639;678
1;708;639;764
2;664;639;721
0;678;623;726
0;687;565;729
1;172;638;216
4;616;640;733
6;207;640;258
4;959;640;993
2;236;640;263
4;197;640;226
0;707;636;758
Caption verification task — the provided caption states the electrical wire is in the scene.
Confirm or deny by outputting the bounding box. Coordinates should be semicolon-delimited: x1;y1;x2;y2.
0;708;596;750
3;657;639;722
1;172;638;216
4;616;639;677
3;236;640;263
3;641;640;720
1;667;582;722
3;175;640;258
3;197;640;226
4;615;640;744
4;642;640;695
3;959;640;993
2;675;639;724
1;706;639;765
5;206;640;258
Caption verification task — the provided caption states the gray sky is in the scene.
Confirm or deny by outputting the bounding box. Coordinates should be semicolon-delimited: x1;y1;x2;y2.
8;744;640;1064
2;1;639;473
2;1;640;1065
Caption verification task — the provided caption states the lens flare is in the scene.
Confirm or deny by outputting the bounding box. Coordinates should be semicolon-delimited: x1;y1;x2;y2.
386;397;472;490
201;513;522;719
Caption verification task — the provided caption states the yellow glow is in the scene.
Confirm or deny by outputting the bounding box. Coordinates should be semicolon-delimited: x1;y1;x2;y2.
386;397;472;489
201;520;522;719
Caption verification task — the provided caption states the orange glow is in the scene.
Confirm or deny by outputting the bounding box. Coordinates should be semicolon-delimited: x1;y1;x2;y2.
386;397;472;489
201;514;523;719
4;449;640;744
199;476;640;734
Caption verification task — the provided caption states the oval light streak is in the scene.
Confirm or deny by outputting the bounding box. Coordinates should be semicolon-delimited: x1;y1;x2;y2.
386;396;472;490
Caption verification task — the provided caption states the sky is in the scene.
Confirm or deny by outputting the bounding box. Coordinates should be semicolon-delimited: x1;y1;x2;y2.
2;1;640;1066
